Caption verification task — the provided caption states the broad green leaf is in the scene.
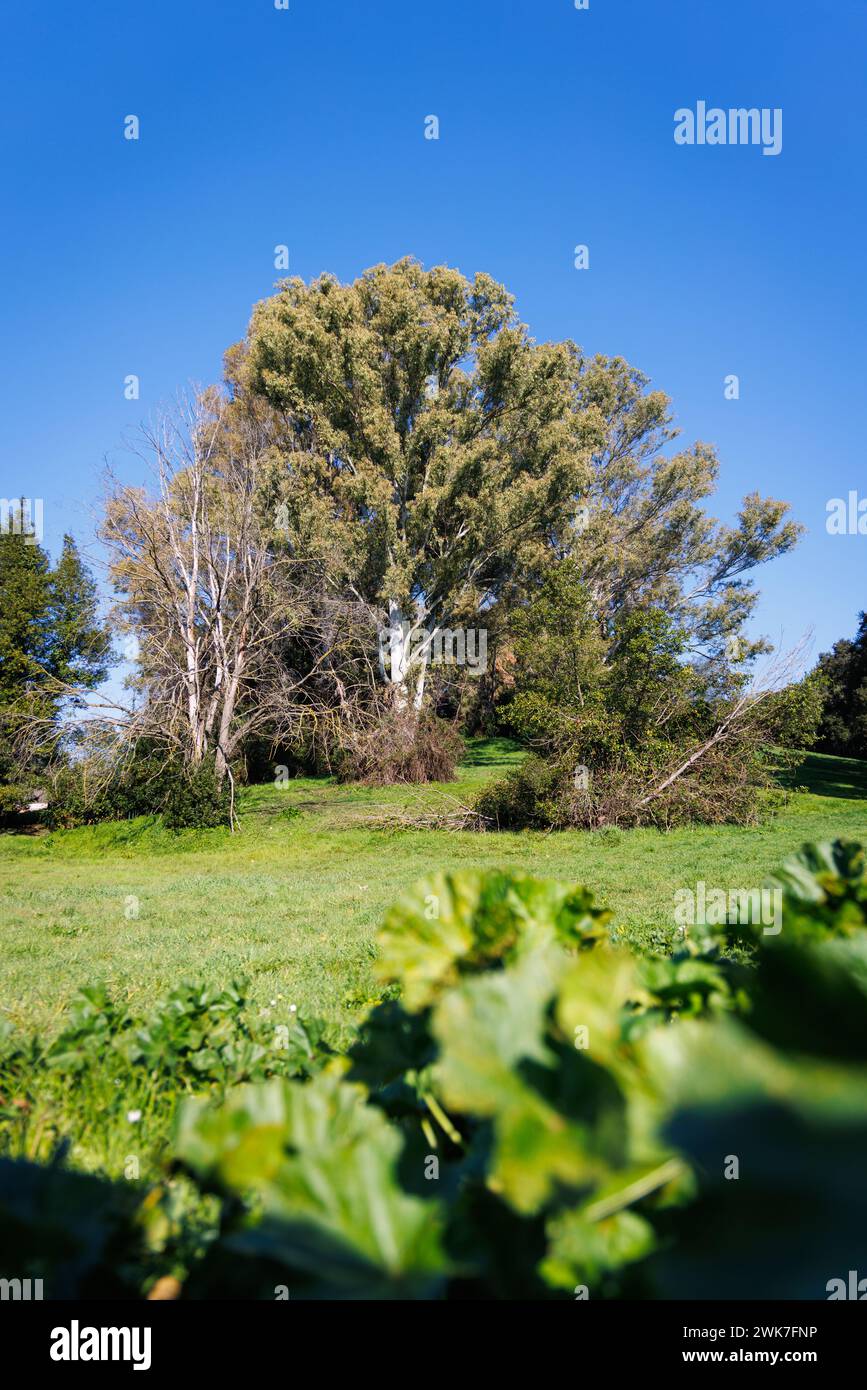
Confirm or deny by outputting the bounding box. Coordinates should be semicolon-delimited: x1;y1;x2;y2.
541;1207;656;1292
175;1074;448;1298
0;1158;142;1298
376;868;610;1011
639;1016;867;1126
747;931;867;1062
346;999;436;1090
556;943;646;1068
637;954;732;1017
432;950;627;1214
761;838;867;941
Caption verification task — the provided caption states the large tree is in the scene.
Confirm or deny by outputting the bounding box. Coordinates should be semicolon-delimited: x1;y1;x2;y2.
813;613;867;758
237;258;590;715
98;392;323;792
0;510;110;806
81;260;807;804
239;265;801;712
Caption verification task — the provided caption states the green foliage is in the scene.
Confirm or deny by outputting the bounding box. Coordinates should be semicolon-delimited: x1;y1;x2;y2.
813;612;867;759
375;868;610;1010
0;1157;145;1298
0;525;111;810
243;259;587;625
540;1203;658;1293
476;740;777;832
762;838;867;940
432;948;632;1214
729;840;867;1064
44;750;171;829
566;355;802;656
0;782;34;816
632;947;749;1028
501;561;605;748
760;669;827;750
45;751;232;831
40;980;323;1088
3;841;867;1299
0;980;326;1180
474;752;562;829
0;524;108;708
176;1074;448;1298
488;570;781;829
162;758;231;830
639;1007;867;1297
498;565;694;758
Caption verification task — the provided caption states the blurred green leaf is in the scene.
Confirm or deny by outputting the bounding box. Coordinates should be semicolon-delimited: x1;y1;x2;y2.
377;868;610;1011
176;1074;449;1298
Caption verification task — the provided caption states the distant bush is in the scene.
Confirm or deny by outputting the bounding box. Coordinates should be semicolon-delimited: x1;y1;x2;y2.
44;756;169;829
474;752;559;828
0;782;40;823
162;758;231;829
488;566;802;831
759;670;827;750
335;710;463;786
812;612;867;759
475;744;779;831
44;751;231;831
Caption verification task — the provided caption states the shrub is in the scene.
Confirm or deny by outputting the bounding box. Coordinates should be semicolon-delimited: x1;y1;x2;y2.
44;755;170;828
491;569;792;831
474;752;560;829
475;743;779;831
335;710;463;785
759;670;828;750
0;782;41;824
43;751;231;831
162;758;231;830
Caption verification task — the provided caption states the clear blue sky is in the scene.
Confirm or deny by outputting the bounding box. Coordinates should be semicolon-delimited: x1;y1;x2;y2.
2;0;865;668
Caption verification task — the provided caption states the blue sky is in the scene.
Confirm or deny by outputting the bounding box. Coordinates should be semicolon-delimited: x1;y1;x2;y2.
2;0;865;670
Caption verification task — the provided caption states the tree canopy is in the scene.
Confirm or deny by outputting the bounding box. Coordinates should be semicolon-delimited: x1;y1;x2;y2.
18;260;812;823
230;259;801;728
813;613;867;759
0;514;109;808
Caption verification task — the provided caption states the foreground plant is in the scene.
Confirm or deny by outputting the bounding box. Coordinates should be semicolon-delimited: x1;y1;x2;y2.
1;841;866;1298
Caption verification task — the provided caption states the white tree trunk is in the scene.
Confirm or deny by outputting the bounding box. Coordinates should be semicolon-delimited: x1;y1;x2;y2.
384;601;431;714
387;600;409;710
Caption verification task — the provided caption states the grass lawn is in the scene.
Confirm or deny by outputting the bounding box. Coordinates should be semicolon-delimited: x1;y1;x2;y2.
2;740;866;1045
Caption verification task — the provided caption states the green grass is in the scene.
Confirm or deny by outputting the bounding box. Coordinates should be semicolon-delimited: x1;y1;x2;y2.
2;741;866;1044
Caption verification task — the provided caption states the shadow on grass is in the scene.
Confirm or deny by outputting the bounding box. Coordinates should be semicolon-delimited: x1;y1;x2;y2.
461;736;526;768
778;751;867;801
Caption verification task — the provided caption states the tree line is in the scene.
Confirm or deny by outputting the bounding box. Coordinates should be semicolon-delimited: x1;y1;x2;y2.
1;258;857;829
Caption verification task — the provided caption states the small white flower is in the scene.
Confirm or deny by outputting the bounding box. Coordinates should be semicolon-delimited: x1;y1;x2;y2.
127;1109;142;1124
290;1004;297;1013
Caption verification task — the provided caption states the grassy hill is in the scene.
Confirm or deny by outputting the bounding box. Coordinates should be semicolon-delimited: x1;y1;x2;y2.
2;740;866;1043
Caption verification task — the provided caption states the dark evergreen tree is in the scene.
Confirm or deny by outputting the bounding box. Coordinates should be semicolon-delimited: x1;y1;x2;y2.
0;513;111;810
814;613;867;759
